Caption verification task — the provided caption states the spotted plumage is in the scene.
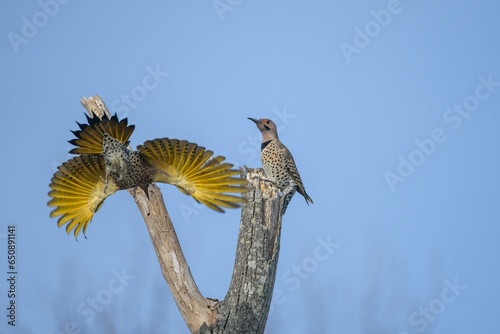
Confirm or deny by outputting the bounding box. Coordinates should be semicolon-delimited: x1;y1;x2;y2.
248;117;313;214
48;113;247;238
102;133;154;190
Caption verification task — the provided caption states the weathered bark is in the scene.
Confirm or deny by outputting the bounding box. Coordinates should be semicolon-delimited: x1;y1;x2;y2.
80;96;283;334
201;168;283;334
131;185;214;331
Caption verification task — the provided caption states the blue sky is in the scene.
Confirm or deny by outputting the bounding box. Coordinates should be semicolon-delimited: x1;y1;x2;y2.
1;1;500;333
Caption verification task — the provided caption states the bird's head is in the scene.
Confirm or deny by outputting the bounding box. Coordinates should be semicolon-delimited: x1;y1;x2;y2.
248;117;279;141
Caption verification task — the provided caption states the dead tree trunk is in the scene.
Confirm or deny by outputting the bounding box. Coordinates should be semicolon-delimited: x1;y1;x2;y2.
200;169;282;334
81;96;283;334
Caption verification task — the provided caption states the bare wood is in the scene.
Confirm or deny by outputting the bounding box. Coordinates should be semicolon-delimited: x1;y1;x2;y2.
130;185;213;331
80;95;111;119
201;168;283;334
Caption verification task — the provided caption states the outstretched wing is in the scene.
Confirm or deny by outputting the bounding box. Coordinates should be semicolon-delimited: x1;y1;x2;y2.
48;155;118;237
138;138;247;212
68;113;135;154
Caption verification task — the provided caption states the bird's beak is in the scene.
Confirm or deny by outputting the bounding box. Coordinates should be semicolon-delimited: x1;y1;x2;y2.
247;117;260;124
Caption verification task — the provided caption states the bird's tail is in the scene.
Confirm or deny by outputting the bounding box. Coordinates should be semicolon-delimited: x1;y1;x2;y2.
138;138;247;212
302;191;314;205
296;182;313;205
68;113;135;154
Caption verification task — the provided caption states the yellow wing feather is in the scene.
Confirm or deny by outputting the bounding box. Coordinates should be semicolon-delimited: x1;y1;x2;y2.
48;155;118;237
138;138;247;212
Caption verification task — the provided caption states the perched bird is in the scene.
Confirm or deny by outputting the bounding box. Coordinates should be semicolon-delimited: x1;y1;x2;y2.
248;117;313;214
48;113;246;238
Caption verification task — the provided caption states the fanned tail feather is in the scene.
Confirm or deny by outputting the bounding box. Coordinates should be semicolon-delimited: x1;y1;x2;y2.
68;113;135;154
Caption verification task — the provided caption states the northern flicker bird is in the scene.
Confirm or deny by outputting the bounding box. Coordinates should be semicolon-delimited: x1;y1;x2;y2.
48;113;246;238
248;117;313;214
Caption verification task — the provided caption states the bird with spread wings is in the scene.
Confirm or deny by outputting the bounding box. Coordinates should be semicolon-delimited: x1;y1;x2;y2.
48;113;246;238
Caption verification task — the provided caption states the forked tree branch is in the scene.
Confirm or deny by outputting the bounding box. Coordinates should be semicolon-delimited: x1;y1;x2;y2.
80;96;283;334
130;184;213;330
